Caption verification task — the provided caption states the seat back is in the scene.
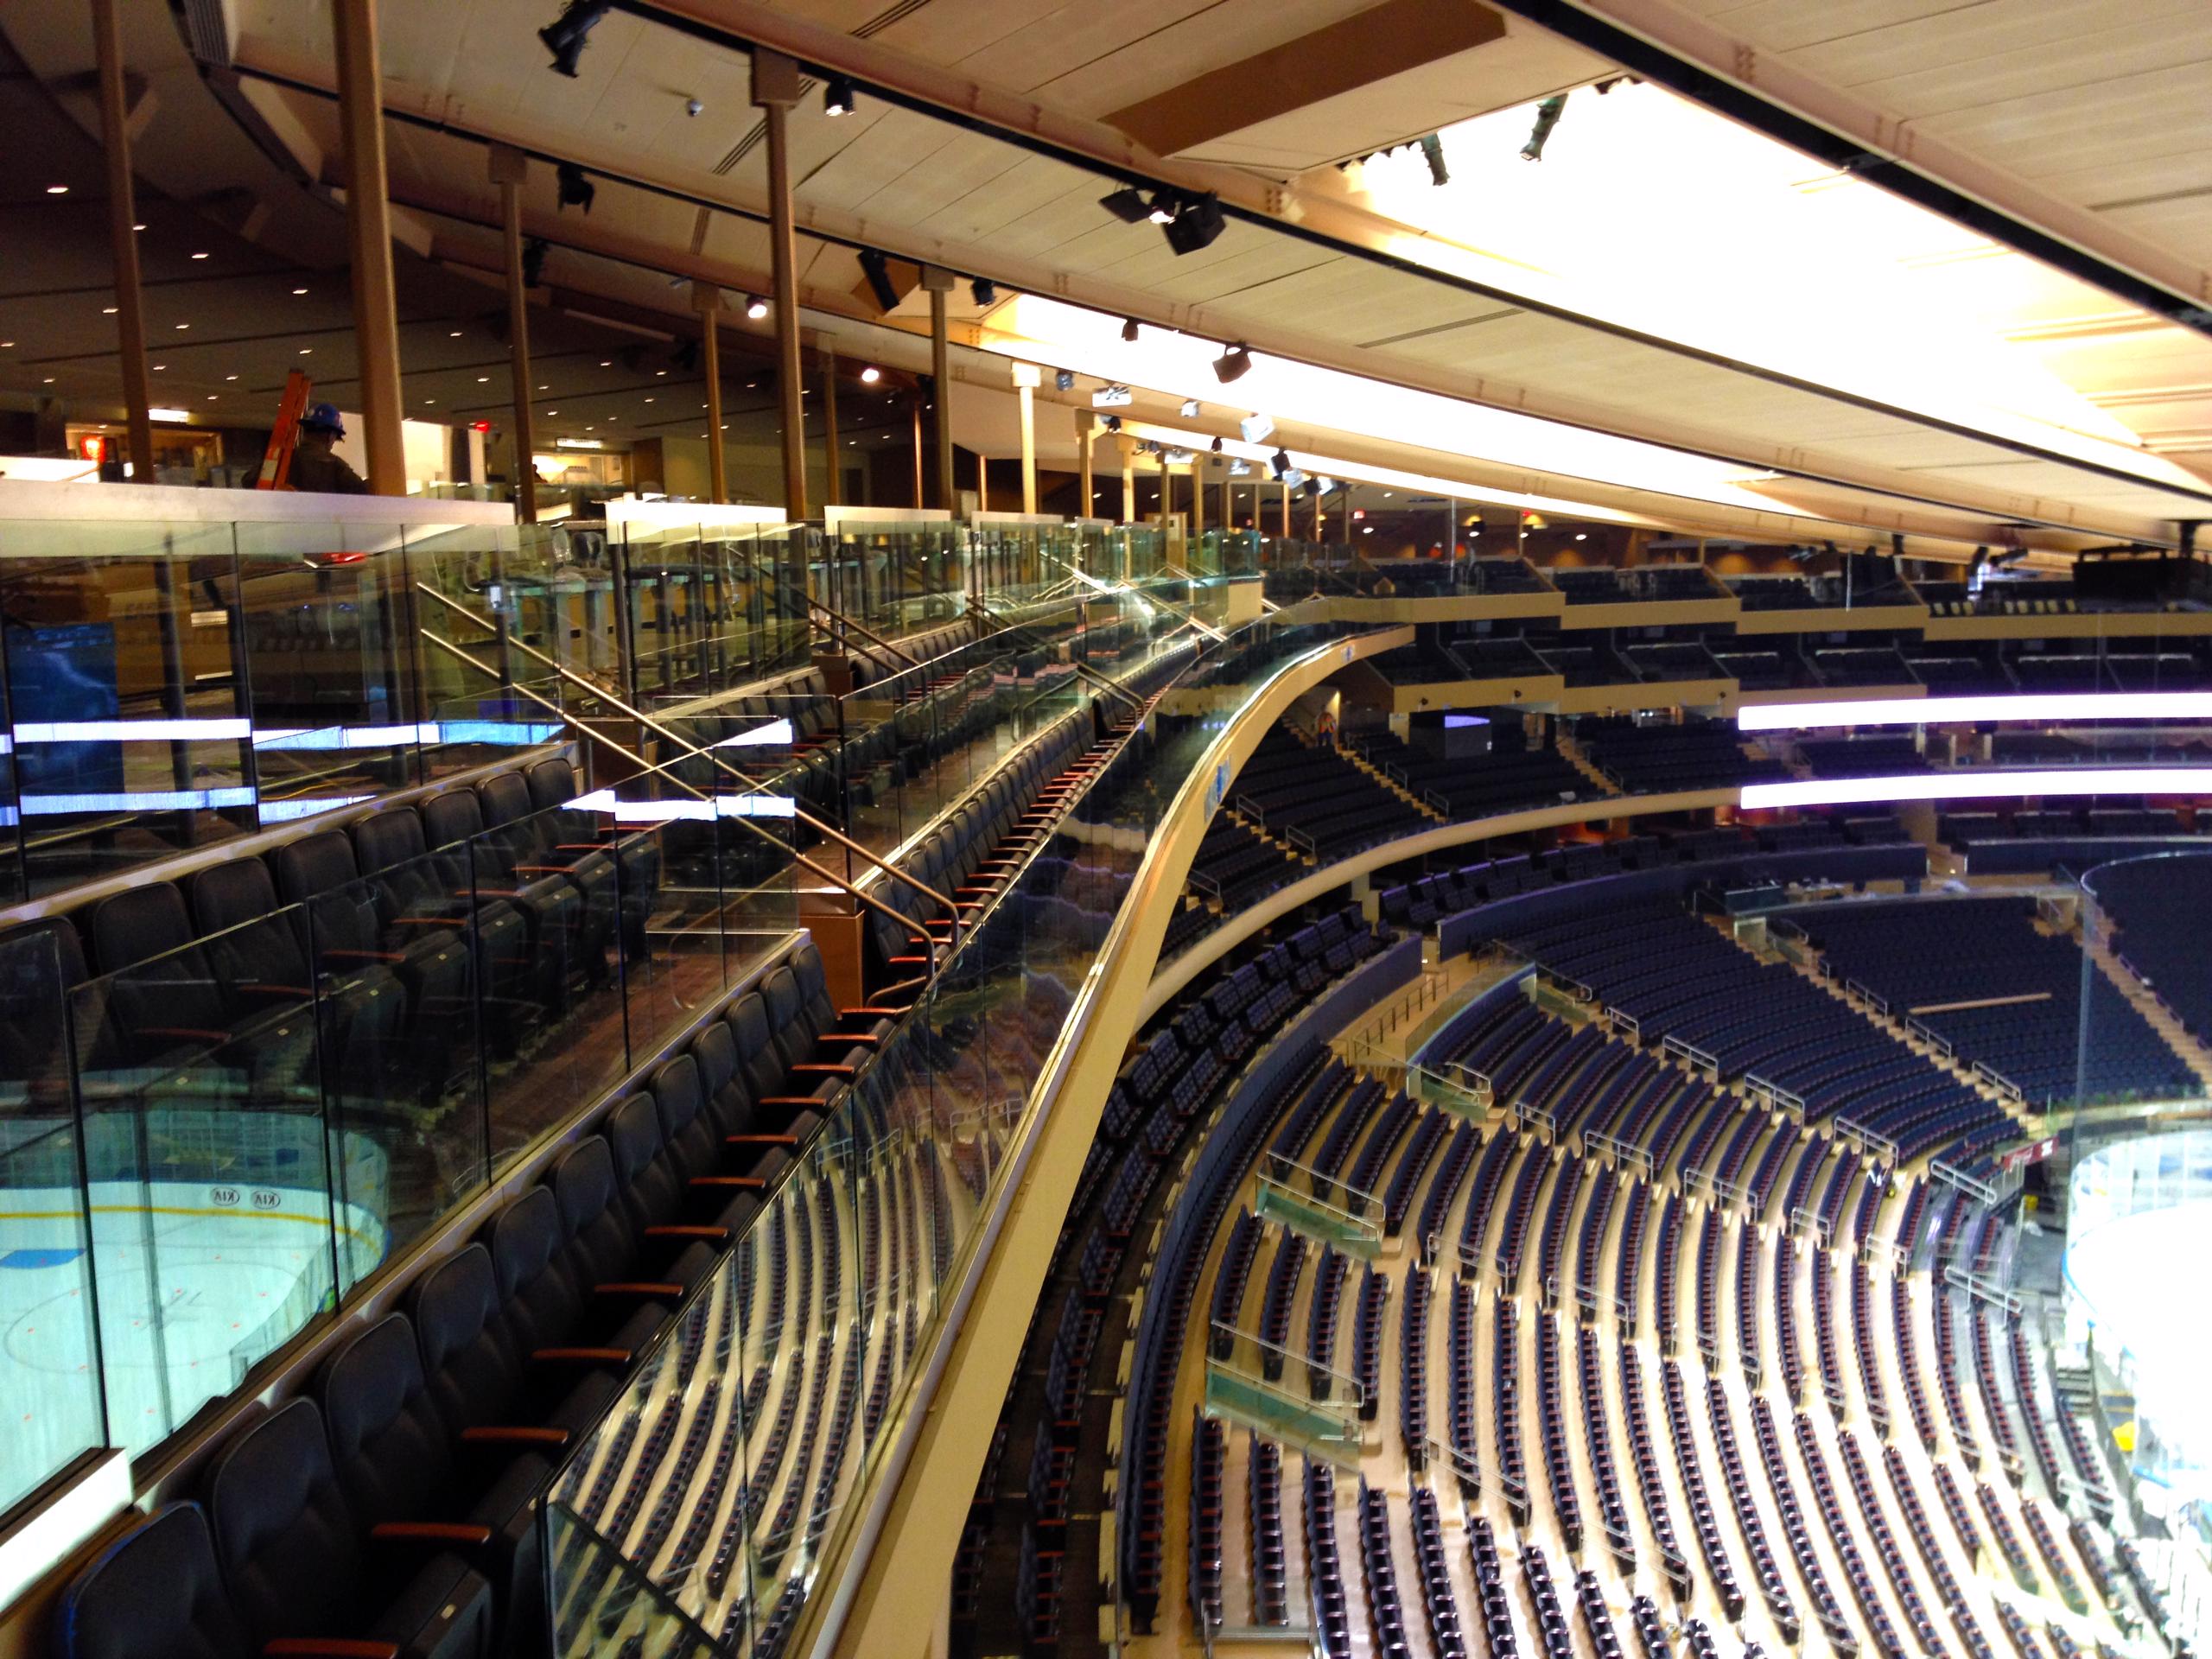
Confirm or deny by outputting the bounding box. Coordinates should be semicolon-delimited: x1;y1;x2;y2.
651;1054;722;1185
54;1503;250;1659
690;1020;753;1136
410;1243;516;1437
319;1313;452;1529
724;993;786;1106
272;830;379;957
486;1187;582;1357
550;1135;637;1288
189;861;314;992
607;1093;685;1234
202;1400;365;1643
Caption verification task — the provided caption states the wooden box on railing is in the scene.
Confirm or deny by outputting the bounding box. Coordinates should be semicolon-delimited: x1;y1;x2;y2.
812;652;855;696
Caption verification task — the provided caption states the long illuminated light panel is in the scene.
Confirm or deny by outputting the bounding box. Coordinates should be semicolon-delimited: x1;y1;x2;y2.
1738;691;2212;732
1741;768;2212;809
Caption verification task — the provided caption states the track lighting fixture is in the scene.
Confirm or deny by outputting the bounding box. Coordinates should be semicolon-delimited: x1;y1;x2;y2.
1103;414;1122;432
745;295;768;320
1099;187;1151;225
823;74;857;118
1210;436;1224;454
1160;190;1225;254
1302;477;1321;499
1522;94;1567;162
520;238;548;288
857;248;900;313
1054;370;1075;391
1212;343;1251;385
1121;317;1141;343
970;277;997;306
1419;133;1449;188
556;162;594;213
538;1;610;77
1269;448;1291;480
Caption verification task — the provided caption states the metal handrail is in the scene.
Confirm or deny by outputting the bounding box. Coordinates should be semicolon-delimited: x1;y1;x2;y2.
800;589;925;670
415;584;962;938
418;630;947;973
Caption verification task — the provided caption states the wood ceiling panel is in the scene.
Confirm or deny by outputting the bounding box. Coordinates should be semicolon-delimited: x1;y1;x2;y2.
1921;63;2212;186
1785;0;2203;98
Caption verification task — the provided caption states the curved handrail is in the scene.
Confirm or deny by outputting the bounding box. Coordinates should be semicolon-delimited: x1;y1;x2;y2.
415;582;962;933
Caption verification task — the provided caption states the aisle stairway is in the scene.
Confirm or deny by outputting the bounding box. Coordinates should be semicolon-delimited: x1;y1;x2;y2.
2079;925;2212;1096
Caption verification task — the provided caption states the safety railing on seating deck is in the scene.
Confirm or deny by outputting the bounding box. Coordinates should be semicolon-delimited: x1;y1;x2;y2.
0;578;1205;1534
530;613;1375;1656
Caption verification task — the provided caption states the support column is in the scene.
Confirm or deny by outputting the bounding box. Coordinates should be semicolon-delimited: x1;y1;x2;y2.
1013;362;1039;514
819;336;841;506
922;265;956;512
1280;480;1291;537
332;0;405;493
1219;465;1231;531
490;144;536;524
753;50;805;517
910;396;924;507
1120;446;1136;526
91;0;153;484
1077;409;1094;518
1191;454;1205;536
695;283;727;504
1158;448;1172;529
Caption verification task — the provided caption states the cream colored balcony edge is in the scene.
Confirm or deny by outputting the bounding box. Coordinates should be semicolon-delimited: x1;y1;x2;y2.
804;623;1413;1659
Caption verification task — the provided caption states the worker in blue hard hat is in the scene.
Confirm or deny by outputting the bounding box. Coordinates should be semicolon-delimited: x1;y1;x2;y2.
287;402;369;495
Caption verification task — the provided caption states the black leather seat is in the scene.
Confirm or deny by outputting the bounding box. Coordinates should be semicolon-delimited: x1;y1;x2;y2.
319;1315;548;1652
409;1242;616;1442
201;1400;495;1659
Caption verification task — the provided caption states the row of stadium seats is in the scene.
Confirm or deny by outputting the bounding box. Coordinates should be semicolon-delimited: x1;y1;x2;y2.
52;937;877;1659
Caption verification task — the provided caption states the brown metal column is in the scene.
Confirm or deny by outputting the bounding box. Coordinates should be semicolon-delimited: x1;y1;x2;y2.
1077;408;1094;518
491;144;536;524
1013;362;1039;514
1121;447;1135;526
1280;480;1290;537
923;265;956;511
909;396;924;506
819;338;841;506
331;0;405;494
695;283;727;503
753;50;805;518
91;0;153;484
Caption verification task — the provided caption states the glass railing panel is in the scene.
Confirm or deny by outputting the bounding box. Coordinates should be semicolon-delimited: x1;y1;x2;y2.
1;514;256;897
235;518;435;802
0;925;108;1514
67;908;346;1463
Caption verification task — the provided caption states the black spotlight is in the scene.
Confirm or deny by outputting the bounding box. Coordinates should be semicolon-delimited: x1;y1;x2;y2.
556;162;595;214
1212;343;1251;385
1103;414;1122;432
1420;133;1449;188
1522;94;1567;162
1121;317;1141;343
823;73;856;117
520;237;549;288
538;1;611;77
1161;190;1225;255
857;248;900;313
1269;448;1290;480
1054;369;1075;391
1302;477;1321;499
1210;435;1224;454
1099;186;1151;225
970;277;997;306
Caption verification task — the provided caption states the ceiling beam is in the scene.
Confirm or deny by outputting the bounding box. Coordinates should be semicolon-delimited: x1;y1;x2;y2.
223;39;2205;546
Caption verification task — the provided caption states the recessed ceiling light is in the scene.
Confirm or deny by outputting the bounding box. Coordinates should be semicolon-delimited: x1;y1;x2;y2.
476;376;489;383
293;287;308;296
207;394;217;400
644;397;654;403
225;373;238;381
449;330;461;337
41;377;54;385
152;364;165;371
102;306;117;315
656;369;666;376
174;322;189;330
298;347;311;355
600;359;612;367
0;341;15;348
45;184;67;194
423;398;435;405
860;366;880;383
190;251;209;260
546;410;556;415
537;384;548;391
131;223;144;232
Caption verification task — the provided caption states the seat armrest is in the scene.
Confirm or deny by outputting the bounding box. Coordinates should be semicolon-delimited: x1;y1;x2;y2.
728;1133;801;1147
594;1281;683;1298
646;1224;730;1240
264;1642;402;1659
139;1027;232;1044
461;1425;569;1447
789;1063;856;1077
842;1005;908;1017
369;1521;495;1547
689;1175;764;1190
758;1096;830;1110
532;1345;632;1365
238;983;315;1000
321;949;405;963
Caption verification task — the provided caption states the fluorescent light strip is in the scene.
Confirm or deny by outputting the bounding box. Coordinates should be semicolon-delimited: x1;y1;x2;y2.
711;719;794;748
569;787;797;823
257;794;375;823
1740;767;2212;810
18;787;257;815
10;719;252;743
1739;692;2212;733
